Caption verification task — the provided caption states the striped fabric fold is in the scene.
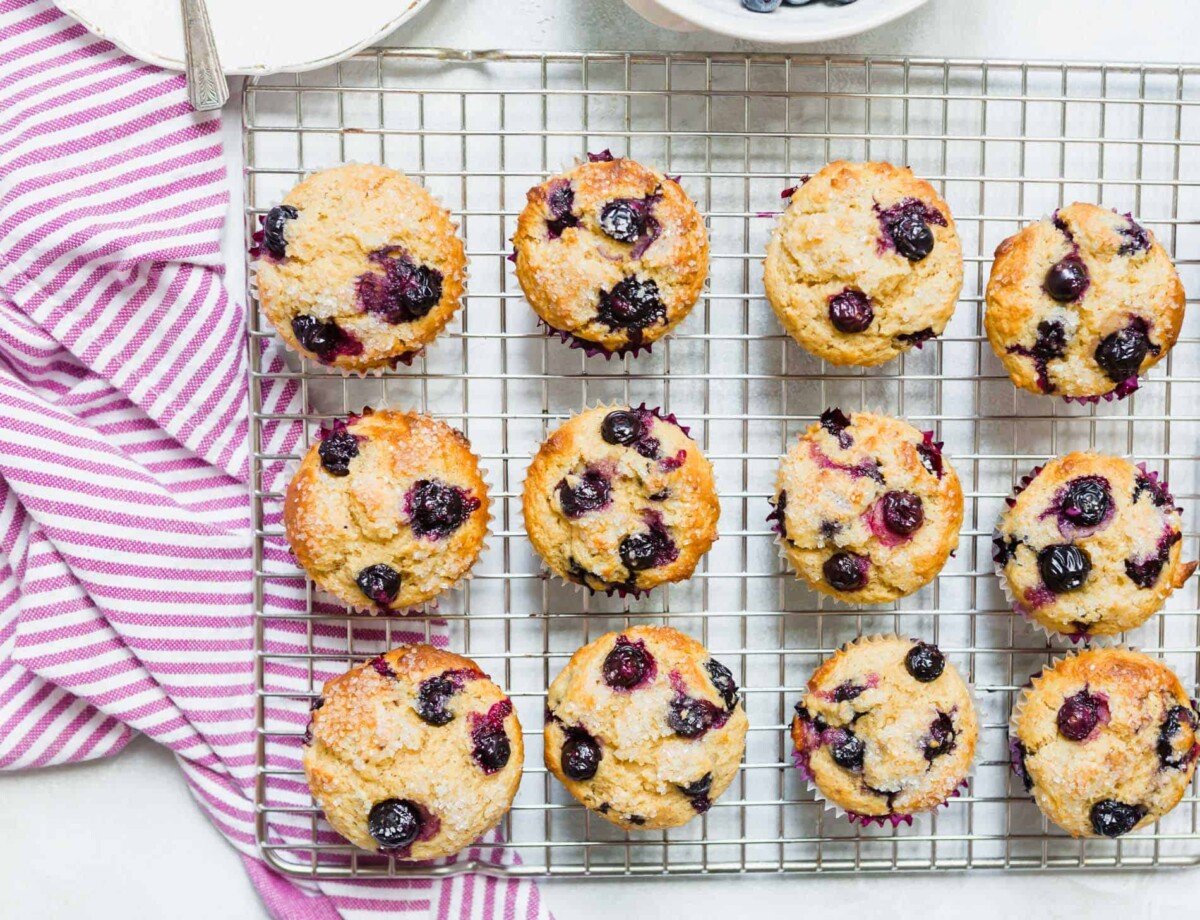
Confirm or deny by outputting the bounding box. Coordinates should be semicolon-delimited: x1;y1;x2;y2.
0;4;548;918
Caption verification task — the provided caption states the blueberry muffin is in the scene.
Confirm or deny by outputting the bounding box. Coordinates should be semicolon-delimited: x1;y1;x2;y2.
284;409;490;612
544;626;747;830
769;409;963;604
512;152;709;355
791;635;978;825
1010;648;1199;838
303;645;523;857
994;453;1195;639
985;203;1186;401
763;161;964;367
255;163;466;372
522;405;719;594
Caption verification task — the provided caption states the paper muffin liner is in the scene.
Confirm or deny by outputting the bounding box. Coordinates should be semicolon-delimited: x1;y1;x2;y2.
766;416;955;607
248;164;467;378
994;457;1188;646
280;401;494;617
1059;374;1141;405
788;633;978;829
520;400;712;600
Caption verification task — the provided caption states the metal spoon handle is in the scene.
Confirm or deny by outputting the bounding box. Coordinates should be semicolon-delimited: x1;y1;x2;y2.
180;0;229;111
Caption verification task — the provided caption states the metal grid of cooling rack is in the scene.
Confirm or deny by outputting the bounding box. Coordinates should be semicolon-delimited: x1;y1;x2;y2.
244;49;1200;878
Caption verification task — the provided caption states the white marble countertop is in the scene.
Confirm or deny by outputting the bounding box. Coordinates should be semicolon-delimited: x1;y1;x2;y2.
4;0;1200;916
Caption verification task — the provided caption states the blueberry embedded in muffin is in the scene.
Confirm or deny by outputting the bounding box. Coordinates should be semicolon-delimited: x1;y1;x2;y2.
790;635;977;825
283;409;490;612
544;626;748;830
993;452;1195;639
303;645;523;857
522;405;719;595
763;161;964;367
254;163;466;372
511;156;709;356
985;203;1186;401
769;409;964;604
1009;648;1199;838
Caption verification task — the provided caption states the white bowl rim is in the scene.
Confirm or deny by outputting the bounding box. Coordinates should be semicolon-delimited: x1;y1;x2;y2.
639;0;932;44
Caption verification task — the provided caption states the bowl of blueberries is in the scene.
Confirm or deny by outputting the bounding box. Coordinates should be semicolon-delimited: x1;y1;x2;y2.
623;0;931;42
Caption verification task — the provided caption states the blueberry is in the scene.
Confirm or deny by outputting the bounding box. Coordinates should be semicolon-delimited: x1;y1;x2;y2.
406;479;480;540
829;729;865;771
599;199;647;243
1057;690;1104;741
619;526;677;573
602;636;654;690
823;551;868;592
596;276;665;331
1158;705;1197;769
741;0;782;9
667;695;716;738
600;410;644;446
1089;799;1146;838
1118;215;1151;255
318;428;359;477
705;659;739;710
355;564;401;606
1044;254;1089;302
889;209;935;261
290;314;362;362
470;700;513;774
1060;477;1110;528
356;250;443;324
1094;323;1151;383
904;642;945;683
561;732;602;780
472;727;511;773
1037;544;1091;593
556;469;612;518
263;205;298;259
830;681;868;702
923;712;957;762
1006;319;1068;393
880;490;924;536
415;676;457;726
680;773;713;797
827;288;874;333
368;799;422;849
819;408;853;449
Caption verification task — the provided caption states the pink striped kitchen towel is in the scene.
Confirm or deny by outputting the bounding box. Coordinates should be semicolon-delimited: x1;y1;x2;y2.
0;2;549;917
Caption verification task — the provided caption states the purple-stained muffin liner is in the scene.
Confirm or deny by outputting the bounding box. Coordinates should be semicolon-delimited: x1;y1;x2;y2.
1060;375;1141;405
538;319;656;360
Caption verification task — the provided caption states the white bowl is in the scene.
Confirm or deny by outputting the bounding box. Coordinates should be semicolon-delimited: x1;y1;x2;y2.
56;0;437;75
623;0;932;43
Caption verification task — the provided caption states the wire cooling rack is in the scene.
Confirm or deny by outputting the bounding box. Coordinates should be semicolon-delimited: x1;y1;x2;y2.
243;50;1200;877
